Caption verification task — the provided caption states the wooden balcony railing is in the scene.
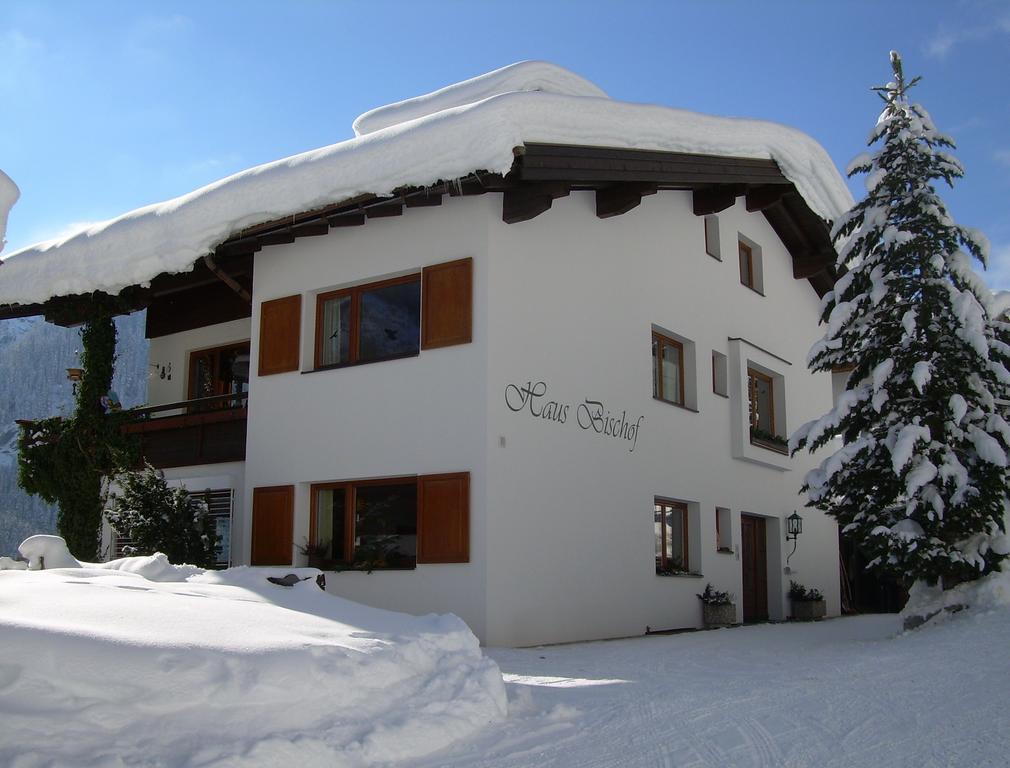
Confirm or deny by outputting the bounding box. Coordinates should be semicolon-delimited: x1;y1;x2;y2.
122;393;248;469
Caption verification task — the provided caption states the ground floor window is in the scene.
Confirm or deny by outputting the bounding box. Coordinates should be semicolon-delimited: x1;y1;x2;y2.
312;478;418;569
655;498;689;574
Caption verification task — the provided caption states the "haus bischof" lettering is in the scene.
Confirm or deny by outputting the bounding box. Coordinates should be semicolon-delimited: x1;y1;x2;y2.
504;380;643;452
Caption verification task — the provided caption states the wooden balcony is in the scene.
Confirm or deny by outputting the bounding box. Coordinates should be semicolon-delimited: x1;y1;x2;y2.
122;393;248;469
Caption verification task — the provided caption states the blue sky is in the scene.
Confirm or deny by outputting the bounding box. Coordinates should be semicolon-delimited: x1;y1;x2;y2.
1;1;1008;289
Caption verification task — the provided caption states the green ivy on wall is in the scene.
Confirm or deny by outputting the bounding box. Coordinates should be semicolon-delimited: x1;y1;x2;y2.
17;308;137;560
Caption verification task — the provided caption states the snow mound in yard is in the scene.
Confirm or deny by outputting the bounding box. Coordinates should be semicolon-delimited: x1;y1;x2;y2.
0;561;506;767
901;562;1010;629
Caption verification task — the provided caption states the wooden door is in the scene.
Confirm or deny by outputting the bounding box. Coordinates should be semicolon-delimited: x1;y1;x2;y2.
251;486;294;565
740;514;768;622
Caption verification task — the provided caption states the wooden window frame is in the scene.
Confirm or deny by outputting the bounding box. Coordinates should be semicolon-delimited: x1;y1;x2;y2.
652;331;686;406
309;476;417;569
748;367;787;454
739;240;755;289
314;273;421;370
187;341;251;401
655;498;689;574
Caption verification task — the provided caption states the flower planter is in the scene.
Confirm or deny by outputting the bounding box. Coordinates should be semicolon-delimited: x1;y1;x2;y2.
702;602;736;628
791;599;826;621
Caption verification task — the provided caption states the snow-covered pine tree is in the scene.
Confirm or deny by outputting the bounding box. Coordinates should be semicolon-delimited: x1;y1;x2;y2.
792;52;1010;587
106;463;218;567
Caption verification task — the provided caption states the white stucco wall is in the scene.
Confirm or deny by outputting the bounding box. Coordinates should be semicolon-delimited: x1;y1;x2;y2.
243;195;492;642
483;190;839;646
207;188;840;647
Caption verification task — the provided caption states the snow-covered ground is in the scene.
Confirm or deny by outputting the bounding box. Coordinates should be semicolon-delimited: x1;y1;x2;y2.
425;610;1010;768
2;538;1008;767
0;540;506;768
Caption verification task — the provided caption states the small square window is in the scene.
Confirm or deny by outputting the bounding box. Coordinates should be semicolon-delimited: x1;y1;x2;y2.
655;499;689;574
652;331;685;406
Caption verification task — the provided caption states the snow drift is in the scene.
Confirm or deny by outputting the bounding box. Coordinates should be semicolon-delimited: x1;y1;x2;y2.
0;539;506;768
0;61;852;308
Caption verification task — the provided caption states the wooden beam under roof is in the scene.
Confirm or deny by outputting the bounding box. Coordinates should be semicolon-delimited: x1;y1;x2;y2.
692;187;740;216
502;182;570;224
595;183;658;218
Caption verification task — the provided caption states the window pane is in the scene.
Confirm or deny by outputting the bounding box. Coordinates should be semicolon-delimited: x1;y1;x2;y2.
315;488;346;561
668;508;686;570
662;345;681;404
354;483;417;568
739;243;752;287
220;347;250;395
319;295;352;367
749;373;774;433
654;503;664;568
191;353;215;399
652;338;660;398
359;280;420;362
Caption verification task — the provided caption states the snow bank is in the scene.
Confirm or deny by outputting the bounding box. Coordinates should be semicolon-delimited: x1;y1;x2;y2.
0;551;506;767
0;62;851;308
901;563;1010;629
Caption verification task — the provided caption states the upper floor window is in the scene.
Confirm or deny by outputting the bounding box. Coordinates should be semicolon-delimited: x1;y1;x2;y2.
748;367;786;453
189;342;250;402
315;275;421;368
738;237;764;294
652;331;685;406
704;215;721;259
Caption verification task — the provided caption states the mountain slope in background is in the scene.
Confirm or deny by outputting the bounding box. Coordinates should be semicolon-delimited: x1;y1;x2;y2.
0;313;147;556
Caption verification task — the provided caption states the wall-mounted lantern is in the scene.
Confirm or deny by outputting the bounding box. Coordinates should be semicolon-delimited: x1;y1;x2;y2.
66;367;84;395
786;510;803;566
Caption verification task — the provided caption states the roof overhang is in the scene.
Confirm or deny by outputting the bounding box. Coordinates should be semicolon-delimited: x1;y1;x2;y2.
0;144;838;329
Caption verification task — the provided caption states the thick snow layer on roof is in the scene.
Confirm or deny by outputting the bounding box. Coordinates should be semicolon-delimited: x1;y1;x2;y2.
0;169;19;254
0;62;852;308
0;552;506;767
352;60;609;136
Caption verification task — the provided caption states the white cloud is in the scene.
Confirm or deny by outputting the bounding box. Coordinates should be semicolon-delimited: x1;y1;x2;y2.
925;13;1010;58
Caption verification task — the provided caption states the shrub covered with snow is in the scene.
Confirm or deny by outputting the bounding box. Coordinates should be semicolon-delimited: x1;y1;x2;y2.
0;538;506;767
106;462;218;567
792;52;1010;588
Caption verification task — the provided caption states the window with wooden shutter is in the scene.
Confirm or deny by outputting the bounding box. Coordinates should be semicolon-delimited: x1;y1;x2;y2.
417;472;469;563
421;258;472;349
251;485;294;565
258;295;301;376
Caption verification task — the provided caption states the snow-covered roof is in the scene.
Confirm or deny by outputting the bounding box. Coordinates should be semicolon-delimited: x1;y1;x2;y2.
0;61;853;309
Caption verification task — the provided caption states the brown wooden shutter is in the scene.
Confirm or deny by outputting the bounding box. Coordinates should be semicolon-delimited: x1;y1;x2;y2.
258;295;301;375
417;472;470;563
251;485;294;565
421;258;472;349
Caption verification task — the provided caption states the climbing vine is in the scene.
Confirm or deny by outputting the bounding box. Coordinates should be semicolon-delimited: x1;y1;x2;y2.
17;306;137;560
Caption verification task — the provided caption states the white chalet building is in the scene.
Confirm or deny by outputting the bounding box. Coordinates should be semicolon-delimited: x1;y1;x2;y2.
0;63;855;646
